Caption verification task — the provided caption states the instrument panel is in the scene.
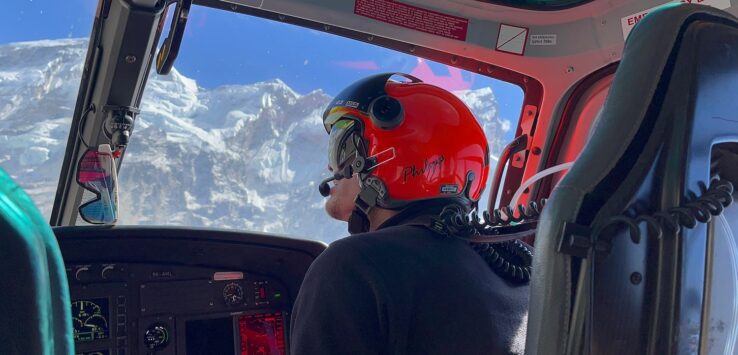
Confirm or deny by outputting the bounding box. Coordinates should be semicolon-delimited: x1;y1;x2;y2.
72;298;110;342
54;226;326;355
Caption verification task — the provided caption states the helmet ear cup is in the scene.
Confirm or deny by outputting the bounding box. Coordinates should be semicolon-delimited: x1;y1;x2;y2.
369;95;404;129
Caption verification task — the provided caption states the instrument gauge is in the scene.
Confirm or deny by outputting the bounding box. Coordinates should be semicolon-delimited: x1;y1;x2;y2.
223;282;244;306
144;324;170;350
71;299;110;341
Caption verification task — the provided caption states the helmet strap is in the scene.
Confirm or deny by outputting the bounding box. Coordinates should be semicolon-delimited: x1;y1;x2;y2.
348;175;386;234
348;209;371;234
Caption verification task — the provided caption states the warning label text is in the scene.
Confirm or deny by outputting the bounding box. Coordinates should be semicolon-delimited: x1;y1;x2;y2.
354;0;469;41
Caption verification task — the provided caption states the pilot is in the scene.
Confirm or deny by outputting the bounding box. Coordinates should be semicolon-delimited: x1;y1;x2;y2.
290;73;529;354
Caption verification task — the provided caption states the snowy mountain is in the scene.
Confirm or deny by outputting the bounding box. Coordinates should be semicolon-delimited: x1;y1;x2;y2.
0;38;510;243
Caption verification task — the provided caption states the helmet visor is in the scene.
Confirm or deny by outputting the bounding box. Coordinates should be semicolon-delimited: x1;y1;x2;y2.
322;73;421;132
328;119;359;173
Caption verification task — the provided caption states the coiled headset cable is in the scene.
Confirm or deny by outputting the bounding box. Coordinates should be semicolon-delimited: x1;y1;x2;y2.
561;178;734;355
592;178;733;248
432;199;547;284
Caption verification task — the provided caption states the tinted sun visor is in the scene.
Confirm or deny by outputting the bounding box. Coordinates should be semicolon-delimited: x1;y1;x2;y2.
322;72;419;132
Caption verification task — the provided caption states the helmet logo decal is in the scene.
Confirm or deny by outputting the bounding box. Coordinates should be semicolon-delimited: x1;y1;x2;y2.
402;155;445;183
440;184;460;194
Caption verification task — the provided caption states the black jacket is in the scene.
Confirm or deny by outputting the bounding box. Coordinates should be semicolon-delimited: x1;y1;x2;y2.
290;215;529;355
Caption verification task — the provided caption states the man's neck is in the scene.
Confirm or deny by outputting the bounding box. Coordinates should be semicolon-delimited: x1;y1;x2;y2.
367;208;398;232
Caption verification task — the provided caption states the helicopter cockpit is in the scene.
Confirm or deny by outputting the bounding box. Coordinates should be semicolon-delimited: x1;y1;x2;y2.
1;1;738;354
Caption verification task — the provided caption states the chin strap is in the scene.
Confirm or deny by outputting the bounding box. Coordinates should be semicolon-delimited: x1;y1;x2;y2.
348;173;389;234
348;209;371;234
347;181;380;234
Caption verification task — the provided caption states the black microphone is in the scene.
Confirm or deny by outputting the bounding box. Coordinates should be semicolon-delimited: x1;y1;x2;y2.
318;165;354;197
319;176;335;197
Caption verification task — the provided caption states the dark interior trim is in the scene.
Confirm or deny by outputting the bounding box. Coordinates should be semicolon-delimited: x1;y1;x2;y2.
474;0;595;11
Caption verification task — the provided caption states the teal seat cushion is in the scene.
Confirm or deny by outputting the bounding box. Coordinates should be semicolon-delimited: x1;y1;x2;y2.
0;168;73;355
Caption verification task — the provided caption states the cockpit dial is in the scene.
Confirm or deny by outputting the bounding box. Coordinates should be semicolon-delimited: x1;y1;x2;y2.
223;282;244;306
72;299;110;342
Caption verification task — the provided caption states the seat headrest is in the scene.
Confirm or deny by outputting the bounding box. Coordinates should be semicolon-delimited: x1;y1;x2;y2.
526;4;738;354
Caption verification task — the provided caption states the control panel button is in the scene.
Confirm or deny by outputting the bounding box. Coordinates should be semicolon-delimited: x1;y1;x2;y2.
75;265;93;282
143;324;169;351
101;264;121;280
253;281;270;305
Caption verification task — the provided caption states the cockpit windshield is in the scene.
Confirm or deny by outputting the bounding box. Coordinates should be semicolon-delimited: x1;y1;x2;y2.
0;2;523;243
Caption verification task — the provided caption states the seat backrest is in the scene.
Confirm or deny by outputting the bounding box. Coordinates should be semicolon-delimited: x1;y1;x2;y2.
0;168;74;355
526;4;738;354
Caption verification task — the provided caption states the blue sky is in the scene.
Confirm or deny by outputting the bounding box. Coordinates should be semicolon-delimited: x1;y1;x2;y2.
2;0;522;127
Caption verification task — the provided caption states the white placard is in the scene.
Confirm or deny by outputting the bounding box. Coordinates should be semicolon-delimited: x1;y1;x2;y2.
530;34;557;46
496;24;528;55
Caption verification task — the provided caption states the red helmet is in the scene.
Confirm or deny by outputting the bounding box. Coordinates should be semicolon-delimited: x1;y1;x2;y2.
323;73;490;214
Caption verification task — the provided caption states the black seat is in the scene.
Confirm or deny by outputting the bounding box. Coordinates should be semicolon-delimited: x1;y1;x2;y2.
526;4;738;354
